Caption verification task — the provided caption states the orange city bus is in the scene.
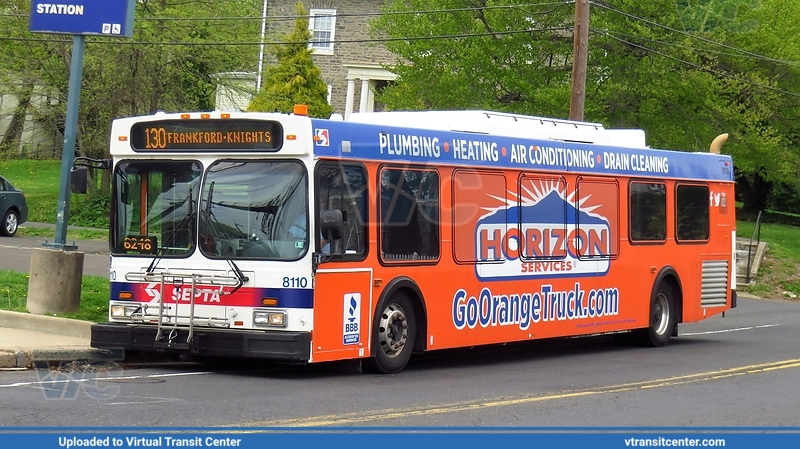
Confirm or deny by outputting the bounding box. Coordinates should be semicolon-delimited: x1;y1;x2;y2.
89;106;737;373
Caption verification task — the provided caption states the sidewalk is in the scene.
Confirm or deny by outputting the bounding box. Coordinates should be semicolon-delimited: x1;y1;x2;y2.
0;311;116;369
1;222;115;368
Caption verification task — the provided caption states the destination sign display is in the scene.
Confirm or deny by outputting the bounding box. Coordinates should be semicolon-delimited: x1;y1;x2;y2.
129;120;284;152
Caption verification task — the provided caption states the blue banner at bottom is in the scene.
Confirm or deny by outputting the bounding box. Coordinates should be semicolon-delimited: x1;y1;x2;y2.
3;431;800;449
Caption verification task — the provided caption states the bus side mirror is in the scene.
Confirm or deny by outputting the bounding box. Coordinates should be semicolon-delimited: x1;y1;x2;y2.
70;167;88;194
320;209;343;240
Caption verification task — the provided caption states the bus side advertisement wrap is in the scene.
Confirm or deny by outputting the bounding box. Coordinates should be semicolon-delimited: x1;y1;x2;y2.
450;178;621;333
473;183;612;280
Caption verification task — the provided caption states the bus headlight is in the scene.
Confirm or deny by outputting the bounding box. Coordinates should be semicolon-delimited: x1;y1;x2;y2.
254;310;286;327
111;305;140;318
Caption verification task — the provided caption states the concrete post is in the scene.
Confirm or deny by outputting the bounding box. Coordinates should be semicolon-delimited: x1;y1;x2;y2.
27;248;84;315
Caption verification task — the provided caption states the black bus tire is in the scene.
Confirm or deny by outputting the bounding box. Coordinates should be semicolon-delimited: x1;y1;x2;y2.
364;292;416;374
638;281;676;347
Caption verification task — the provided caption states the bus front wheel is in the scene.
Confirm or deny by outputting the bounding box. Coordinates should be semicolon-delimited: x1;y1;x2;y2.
638;281;676;347
365;292;416;374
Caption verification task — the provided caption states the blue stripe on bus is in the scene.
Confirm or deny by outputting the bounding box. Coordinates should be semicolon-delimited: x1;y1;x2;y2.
110;282;314;309
310;119;734;181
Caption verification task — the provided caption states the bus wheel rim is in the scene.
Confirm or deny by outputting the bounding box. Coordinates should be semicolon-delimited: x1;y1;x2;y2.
378;303;408;358
653;292;670;336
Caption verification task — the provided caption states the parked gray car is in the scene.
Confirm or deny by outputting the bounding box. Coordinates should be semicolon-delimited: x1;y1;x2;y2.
0;175;28;237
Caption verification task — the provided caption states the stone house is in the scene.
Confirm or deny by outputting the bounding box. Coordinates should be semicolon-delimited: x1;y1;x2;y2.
217;0;398;118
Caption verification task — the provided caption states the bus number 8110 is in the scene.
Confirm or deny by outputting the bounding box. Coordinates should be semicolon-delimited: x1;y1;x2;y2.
283;277;308;288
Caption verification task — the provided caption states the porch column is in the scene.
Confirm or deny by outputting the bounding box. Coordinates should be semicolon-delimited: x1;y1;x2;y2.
359;79;370;113
344;79;356;120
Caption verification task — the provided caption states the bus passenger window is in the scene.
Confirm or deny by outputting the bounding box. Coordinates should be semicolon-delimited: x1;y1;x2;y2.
629;181;666;242
315;163;367;257
676;184;709;241
380;168;440;262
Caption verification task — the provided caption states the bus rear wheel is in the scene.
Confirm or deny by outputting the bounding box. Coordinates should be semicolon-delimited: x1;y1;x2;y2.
365;292;416;374
638;282;675;347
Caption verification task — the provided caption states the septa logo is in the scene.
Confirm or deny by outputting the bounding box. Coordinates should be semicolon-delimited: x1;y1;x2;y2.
475;182;612;280
315;129;329;146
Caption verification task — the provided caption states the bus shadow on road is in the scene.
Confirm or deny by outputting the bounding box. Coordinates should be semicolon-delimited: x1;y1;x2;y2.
151;332;719;379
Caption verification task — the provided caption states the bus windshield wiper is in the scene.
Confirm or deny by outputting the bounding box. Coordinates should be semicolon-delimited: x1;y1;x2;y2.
146;186;195;274
202;181;248;293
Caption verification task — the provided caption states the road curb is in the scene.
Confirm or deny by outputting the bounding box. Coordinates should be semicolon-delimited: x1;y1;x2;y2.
0;348;120;369
0;310;94;338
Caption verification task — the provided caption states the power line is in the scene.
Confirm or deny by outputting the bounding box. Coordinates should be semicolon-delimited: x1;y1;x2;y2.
0;2;573;21
600;29;800;68
148;1;573;21
592;29;800;98
0;2;573;44
0;27;573;46
590;0;795;68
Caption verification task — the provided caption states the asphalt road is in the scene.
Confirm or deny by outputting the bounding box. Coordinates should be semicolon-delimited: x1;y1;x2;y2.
0;235;109;277
0;297;798;427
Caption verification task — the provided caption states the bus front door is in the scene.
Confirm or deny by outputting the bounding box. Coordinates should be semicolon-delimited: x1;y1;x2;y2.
312;268;373;363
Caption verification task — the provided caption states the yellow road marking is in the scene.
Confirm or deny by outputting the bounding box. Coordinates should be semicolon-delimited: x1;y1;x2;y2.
235;358;800;427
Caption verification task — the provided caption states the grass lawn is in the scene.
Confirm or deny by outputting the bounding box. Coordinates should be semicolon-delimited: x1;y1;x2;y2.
17;227;108;241
0;270;109;323
0;159;108;227
0;159;62;223
737;220;800;298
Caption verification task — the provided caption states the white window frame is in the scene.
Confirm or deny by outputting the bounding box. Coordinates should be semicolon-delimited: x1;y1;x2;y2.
308;9;336;55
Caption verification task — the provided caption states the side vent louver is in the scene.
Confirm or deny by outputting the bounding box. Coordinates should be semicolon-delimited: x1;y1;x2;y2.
701;260;729;307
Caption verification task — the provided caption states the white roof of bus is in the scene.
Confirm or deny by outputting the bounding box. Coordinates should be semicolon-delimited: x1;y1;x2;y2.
347;110;647;149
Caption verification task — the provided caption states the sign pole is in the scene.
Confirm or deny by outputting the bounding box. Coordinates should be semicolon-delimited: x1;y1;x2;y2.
30;0;136;249
44;35;85;250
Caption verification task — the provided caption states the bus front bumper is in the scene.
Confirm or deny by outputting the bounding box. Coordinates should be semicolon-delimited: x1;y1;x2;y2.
91;323;311;362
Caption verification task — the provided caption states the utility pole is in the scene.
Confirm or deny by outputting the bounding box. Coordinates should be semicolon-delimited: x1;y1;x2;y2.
569;0;590;121
256;0;269;92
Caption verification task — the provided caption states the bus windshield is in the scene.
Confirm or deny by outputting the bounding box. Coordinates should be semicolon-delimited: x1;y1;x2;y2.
111;160;202;256
198;160;308;260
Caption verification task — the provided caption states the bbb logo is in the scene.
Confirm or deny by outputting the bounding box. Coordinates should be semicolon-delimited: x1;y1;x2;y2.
315;129;329;146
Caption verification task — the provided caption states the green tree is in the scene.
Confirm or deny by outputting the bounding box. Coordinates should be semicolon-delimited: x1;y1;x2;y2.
717;0;800;213
372;0;800;214
373;0;574;116
0;0;264;227
0;0;263;162
247;3;333;118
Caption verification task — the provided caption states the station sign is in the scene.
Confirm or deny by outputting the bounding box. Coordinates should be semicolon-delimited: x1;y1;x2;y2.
29;0;135;37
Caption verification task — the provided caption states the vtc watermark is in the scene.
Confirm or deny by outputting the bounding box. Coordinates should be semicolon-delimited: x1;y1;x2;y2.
33;359;122;400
